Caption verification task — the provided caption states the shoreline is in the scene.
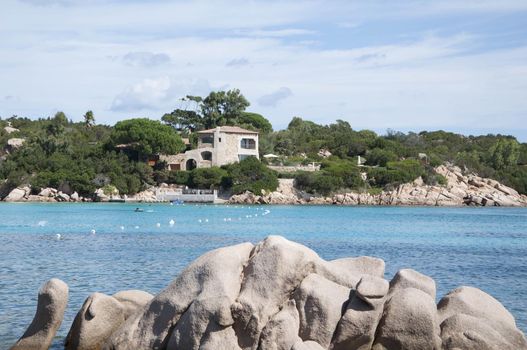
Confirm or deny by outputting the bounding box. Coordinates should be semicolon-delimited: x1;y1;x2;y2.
2;165;527;207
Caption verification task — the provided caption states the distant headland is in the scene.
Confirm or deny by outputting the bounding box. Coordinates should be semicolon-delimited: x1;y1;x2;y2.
1;89;526;206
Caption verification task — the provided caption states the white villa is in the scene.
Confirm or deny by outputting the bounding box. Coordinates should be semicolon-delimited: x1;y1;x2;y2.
160;126;259;171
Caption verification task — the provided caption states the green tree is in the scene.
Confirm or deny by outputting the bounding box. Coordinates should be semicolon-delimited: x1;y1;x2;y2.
109;118;185;158
201;89;250;128
161;109;202;133
191;167;227;189
223;156;278;194
238;112;273;133
365;148;398;167
46;111;68;136
487;139;521;170
83;110;95;128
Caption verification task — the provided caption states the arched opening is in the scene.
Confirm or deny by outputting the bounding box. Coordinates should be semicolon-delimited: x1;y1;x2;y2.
186;159;197;170
201;151;212;161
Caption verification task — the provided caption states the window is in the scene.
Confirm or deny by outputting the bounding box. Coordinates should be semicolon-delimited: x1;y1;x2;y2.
219;137;222;142
201;151;212;161
199;134;214;145
239;154;251;161
240;138;256;149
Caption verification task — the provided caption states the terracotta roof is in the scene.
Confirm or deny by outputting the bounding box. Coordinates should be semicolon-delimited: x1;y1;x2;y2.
197;126;258;134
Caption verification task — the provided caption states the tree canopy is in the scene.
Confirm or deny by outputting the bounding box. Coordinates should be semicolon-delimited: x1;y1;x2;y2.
161;89;272;133
108;118;185;157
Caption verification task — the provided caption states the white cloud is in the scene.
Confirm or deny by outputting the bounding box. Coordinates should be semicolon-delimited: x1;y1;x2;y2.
122;51;171;67
258;87;293;107
110;77;214;112
2;0;527;139
226;58;250;68
237;29;315;38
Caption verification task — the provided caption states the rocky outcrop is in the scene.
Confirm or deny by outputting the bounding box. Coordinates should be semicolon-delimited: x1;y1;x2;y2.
4;186;31;202
438;287;527;349
10;278;68;350
65;290;153;350
2;186;88;202
10;237;527;349
229;165;527;207
6;137;25;151
100;236;527;349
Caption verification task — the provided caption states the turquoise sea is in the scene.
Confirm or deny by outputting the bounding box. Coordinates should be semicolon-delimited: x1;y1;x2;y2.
0;203;526;349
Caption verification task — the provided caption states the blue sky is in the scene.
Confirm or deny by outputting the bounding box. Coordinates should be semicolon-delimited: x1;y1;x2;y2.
1;0;527;140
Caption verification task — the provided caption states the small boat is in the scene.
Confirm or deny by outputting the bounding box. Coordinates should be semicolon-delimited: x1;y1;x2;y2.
134;208;144;212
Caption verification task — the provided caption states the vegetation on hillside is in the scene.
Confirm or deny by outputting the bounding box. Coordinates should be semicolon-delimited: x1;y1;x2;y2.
1;89;526;199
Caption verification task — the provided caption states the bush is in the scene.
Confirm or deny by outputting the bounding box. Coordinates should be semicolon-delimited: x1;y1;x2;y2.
365;148;398;167
312;174;343;196
320;159;364;189
223;156;278;194
190;167;227;189
167;171;191;186
294;171;343;196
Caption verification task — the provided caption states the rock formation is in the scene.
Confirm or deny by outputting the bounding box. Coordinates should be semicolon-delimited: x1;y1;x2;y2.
10;237;527;350
65;290;153;350
230;166;527;207
101;236;525;350
10;278;68;350
2;185;88;202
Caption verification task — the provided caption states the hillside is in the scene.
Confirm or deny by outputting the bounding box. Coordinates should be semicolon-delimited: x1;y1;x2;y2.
1;92;527;202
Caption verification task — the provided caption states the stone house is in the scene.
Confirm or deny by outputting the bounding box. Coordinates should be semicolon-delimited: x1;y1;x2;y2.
160;126;259;171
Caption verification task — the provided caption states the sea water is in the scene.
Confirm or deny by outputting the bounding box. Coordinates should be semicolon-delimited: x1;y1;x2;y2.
0;203;526;349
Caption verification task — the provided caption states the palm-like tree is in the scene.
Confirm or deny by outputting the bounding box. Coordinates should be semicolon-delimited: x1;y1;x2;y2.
83;110;95;128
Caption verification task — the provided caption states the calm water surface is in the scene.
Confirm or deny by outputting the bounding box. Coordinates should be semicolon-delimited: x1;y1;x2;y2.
0;203;526;349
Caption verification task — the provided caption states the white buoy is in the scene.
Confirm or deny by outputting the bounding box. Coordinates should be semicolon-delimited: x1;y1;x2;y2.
90;229;96;235
198;219;202;223
223;218;227;221
135;225;139;229
169;219;175;226
205;219;209;222
170;202;174;206
55;234;61;240
156;223;161;228
120;226;125;230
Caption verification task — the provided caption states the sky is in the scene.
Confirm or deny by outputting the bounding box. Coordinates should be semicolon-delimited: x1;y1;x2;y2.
1;0;527;140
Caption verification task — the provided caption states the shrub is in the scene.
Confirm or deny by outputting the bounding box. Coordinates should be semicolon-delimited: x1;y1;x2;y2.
365;148;398;167
320;159;364;189
223;156;278;194
191;167;228;189
167;171;191;186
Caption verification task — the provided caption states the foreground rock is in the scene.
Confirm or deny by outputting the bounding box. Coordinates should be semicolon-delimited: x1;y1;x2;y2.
102;236;527;349
65;290;153;350
229;166;527;207
12;237;527;350
10;278;68;350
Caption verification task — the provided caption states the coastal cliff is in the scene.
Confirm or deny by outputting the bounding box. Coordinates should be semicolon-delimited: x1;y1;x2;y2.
230;165;527;207
12;236;527;349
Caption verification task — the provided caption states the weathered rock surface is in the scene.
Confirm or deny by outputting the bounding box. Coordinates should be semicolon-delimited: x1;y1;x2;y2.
229;165;527;207
373;287;441;350
65;290;153;350
438;286;527;350
332;276;389;350
10;278;68;350
4;186;30;202
13;237;527;350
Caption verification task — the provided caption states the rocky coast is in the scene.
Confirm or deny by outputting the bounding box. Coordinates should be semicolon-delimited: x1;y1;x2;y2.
230;165;527;207
2;165;527;207
10;236;527;350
